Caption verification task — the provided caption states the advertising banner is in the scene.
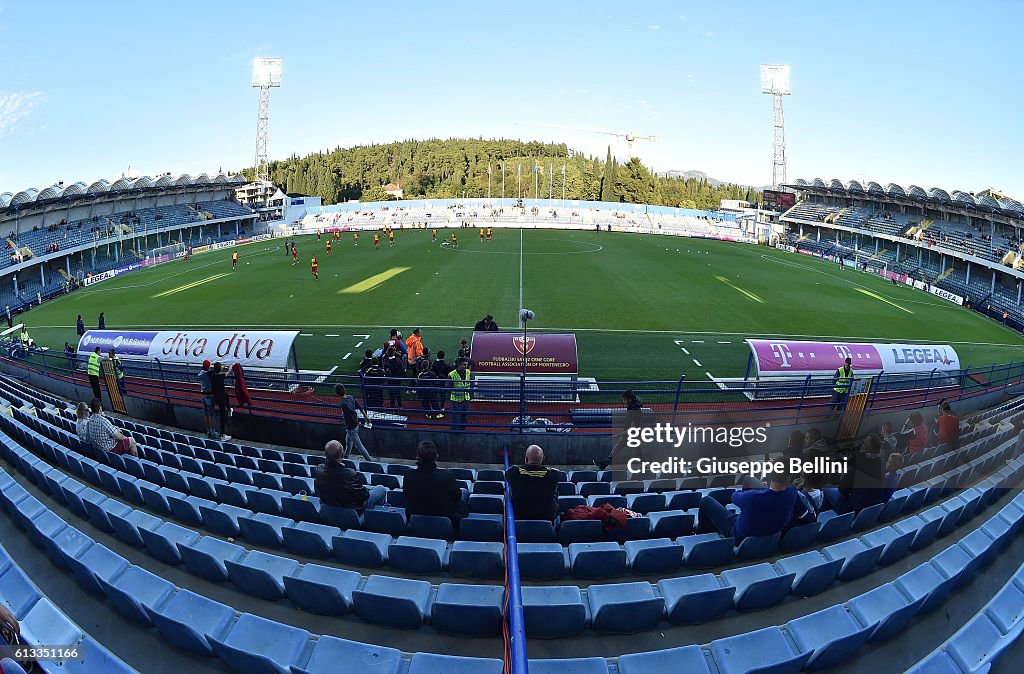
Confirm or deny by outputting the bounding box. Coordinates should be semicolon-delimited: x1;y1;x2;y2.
929;286;965;305
78;329;299;369
746;339;961;377
82;262;144;286
470;332;578;374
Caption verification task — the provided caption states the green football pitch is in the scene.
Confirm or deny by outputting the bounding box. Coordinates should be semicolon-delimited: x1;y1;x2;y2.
18;228;1024;381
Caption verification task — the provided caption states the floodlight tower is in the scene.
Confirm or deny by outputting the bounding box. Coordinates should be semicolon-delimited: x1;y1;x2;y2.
252;58;283;186
760;64;791;188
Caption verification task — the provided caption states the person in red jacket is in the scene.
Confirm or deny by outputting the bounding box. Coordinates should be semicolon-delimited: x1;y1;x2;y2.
935;401;960;449
902;411;929;454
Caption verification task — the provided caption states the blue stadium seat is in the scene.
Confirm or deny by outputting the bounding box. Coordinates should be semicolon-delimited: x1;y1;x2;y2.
407;653;503;674
291;635;402;674
352;575;433;629
518;543;567;580
139;522;201;566
528;659;609;674
710;626;812;674
958;529;999;570
18;598;82;660
944;613;1013;673
775;550;843;597
787;605;873;671
282;563;361;616
281;521;342;558
680;533;734;568
557;519;604;544
449;541;505;579
734;532;780;560
617;645;714;674
247;488;288;516
282;495;323;523
657;573;735;624
0;658;28;674
624;538;682;574
625;493;666;514
332;530;392;568
894;563;958;615
816;511;854;543
109;508;162;548
587;581;663;634
516;520;557;543
822;539;884;581
606;516;650;542
985;580;1024;634
225;550;301;600
893;514;942;552
317;503;360;530
647;509;695;538
860;526;915;566
388;536;449;574
931;544;982;589
96;564;175;626
557;495;586;513
587;494;626;509
199;503;249;538
721;563;795;611
42;526;93;573
143;589;236;657
238;512;291;547
569;542;627;579
431;583;505;637
362;507;407;536
458;514;504;542
0;566;41;616
178;536;246;582
850;502;885;532
64;543;129;596
521;585;587;638
209;612;311;674
408;514;456;540
468;494;504;514
847;582;927;643
665;490;703;511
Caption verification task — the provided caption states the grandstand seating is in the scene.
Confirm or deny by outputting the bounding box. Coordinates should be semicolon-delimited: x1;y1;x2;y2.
1;373;1024;672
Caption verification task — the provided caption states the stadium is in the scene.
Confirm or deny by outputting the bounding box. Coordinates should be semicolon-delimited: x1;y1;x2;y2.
1;6;1024;674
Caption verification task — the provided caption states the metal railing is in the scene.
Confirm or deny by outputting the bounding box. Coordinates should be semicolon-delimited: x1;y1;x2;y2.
4;347;1023;434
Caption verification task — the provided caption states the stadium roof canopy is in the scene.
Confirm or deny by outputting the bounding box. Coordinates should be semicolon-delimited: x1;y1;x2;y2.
0;173;246;213
790;178;1024;219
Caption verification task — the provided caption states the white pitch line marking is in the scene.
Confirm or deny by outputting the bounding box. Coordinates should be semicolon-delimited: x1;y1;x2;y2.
693;359;702;367
325;334;339;337
353;333;371;339
692;340;704;343
706;372;715;380
342;352;352;360
354;341;364;348
681;348;690;355
718;341;730;344
299;333;313;336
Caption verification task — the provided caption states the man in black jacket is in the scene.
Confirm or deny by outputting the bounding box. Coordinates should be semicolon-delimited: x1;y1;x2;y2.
506;444;562;522
473;314;499;331
402;441;468;524
362;357;386;410
431;350;452;415
823;433;886;515
314;440;387;512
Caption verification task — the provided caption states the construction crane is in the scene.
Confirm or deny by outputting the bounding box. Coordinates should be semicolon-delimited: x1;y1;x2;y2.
515;122;657;157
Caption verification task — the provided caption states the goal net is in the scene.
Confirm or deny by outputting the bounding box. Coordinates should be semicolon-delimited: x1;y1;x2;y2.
146;241;187;264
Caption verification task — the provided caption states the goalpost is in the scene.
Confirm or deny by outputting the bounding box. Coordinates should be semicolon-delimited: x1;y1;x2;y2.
146;241;187;264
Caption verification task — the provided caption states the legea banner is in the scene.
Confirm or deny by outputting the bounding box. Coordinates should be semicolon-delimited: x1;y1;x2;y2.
78;330;299;369
746;339;961;378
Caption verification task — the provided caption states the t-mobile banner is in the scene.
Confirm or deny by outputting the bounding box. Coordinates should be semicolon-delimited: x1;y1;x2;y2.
470;332;578;374
78;330;299;369
746;339;961;377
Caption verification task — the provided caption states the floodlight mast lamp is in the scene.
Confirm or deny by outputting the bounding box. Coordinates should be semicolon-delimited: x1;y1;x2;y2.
760;64;791;188
252;58;283;189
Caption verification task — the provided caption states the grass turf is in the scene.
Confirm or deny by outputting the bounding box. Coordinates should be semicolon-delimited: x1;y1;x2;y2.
18;228;1024;382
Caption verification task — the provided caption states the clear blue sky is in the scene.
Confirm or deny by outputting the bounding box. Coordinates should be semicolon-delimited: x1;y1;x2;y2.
1;1;1022;197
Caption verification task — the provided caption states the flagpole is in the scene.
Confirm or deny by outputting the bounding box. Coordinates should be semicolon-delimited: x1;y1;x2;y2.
549;162;553;200
488;163;491;200
562;164;566;205
517;164;521;200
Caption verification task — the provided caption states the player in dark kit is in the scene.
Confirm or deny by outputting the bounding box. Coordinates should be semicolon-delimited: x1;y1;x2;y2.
311;256;319;280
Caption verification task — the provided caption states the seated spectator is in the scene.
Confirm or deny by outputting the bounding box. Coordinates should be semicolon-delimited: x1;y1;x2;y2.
823;434;886;514
697;471;797;544
788;473;825;530
402;440;468;524
780;429;806;462
74;402;91;447
0;603;18;640
879;421;898;454
935;401;960;449
882;452;904;502
804;428;830;458
506;444;562;523
901;411;929;454
314;440;387;512
85;398;137;456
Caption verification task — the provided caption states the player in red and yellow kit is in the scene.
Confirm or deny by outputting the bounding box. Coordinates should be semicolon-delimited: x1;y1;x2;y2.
353;232;359;246
231;251;238;269
374;234;380;250
432;228;438;242
311;256;319;280
292;244;299;265
486;227;492;242
326;239;333;256
479;228;485;242
334;230;340;241
316;230;322;242
451;232;458;247
389;232;395;247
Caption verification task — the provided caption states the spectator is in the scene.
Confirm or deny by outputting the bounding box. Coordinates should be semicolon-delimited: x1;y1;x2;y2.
448;358;472;430
76;314;85;336
506;444;562;522
383;346;405;409
87;346;103;401
879;421;898;454
335;383;374;460
882;452;904;501
831;357;854;412
781;429;806;462
697;471;797;544
362;357;386;410
314;440;387;511
86;398;137;456
357;349;373;373
935;401;960;449
594;389;644;470
64;342;76;370
474;314;499;331
788;473;825;530
0;602;18;639
402;441;468;524
823;434;886;514
210;362;231;441
416;360;443;419
902;411;929;454
405;328;424;374
457;338;471;364
105;348;126;399
75;401;91;448
804;428;830;458
98;312;105;329
198;360;217;439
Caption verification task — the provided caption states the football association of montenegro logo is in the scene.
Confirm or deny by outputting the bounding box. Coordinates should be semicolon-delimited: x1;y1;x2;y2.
513;336;536;355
